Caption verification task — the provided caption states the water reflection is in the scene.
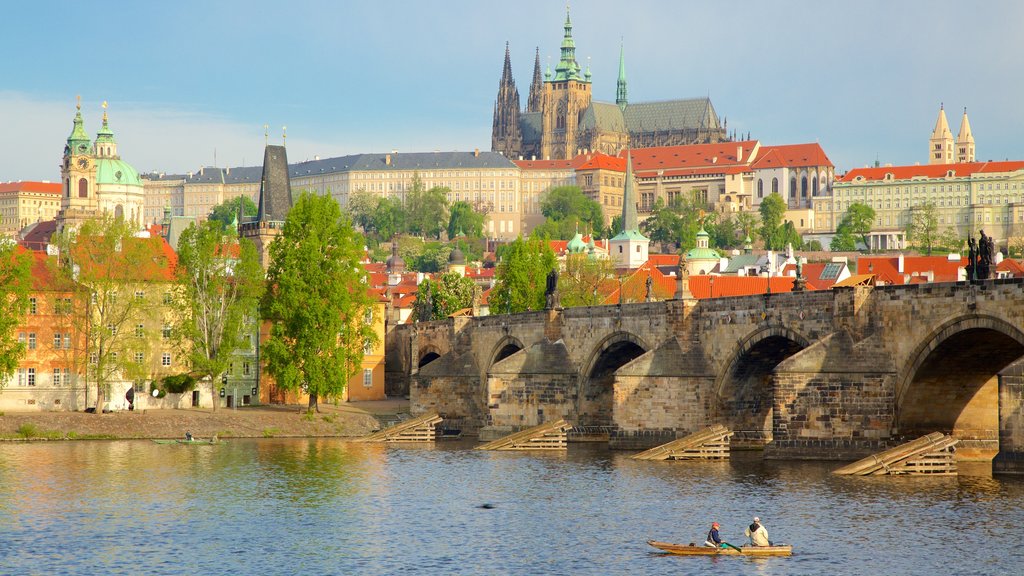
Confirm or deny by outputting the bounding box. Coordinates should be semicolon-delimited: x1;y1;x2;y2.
1;439;1022;575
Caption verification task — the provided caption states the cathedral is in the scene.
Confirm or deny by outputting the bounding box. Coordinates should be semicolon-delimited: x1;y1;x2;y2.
58;100;145;232
492;9;729;161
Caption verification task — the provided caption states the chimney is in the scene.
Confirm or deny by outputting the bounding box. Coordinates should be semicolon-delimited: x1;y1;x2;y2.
474;148;480;157
200;167;204;176
737;146;743;161
385;154;391;165
898;253;904;273
226;167;230;175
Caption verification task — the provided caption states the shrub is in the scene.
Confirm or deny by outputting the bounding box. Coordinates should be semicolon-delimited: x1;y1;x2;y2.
161;373;197;394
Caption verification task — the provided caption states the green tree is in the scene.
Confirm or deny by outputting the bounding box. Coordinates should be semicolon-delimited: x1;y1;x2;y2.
447;201;485;239
758;193;787;250
639;198;680;245
736;211;760;241
558;254;614;308
539;186;605;239
906;202;940;256
835;202;876;251
0;242;32;388
260;192;377;412
174;221;264;411
709;213;740;249
407;184;450;239
345;188;378;232
413;272;476;320
830;227;856;252
209;196;257;230
491;236;557;314
370;196;407;240
54;216;160;413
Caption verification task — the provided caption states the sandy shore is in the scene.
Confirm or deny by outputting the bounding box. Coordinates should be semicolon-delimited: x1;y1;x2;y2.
0;399;411;441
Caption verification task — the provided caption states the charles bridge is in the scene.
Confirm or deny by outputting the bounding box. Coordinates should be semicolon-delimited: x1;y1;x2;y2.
385;280;1024;473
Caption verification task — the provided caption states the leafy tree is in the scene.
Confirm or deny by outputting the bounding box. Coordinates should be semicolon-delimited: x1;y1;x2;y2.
906;202;940;256
54;216;160;413
0;242;32;388
559;254;614;308
709;214;740;249
490;236;556;314
174;221;264;411
260;192;377;412
830;227;856;252
639;198;680;246
538;186;605;239
371;196;407;240
407;184;450;239
758;193;787;250
937;227;964;253
834;203;875;251
447;201;485;239
346;188;379;232
209;196;257;230
779;221;803;252
804;239;824;251
736;211;760;241
404;241;450;273
413;272;476;320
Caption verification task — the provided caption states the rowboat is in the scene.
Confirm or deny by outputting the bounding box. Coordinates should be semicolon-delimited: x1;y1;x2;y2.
153;439;225;445
647;540;792;556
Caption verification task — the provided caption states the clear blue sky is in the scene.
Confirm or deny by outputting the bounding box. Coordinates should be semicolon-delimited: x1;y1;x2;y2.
3;0;1022;181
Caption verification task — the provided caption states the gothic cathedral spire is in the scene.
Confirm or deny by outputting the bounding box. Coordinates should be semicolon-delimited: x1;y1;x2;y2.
956;107;975;163
616;42;628;108
929;103;954;165
491;41;522;158
527;47;543;113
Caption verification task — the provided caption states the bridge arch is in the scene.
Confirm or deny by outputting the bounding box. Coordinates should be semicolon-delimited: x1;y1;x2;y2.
577;331;650;428
896;314;1024;458
488;336;525;370
417;346;443;370
713;326;810;446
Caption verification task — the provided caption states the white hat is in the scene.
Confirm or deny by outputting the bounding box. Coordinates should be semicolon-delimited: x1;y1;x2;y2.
753;517;760;522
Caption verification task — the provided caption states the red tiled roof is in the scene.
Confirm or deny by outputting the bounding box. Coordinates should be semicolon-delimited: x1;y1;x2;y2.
18;219;58;251
687;275;797;298
997;258;1024;277
574;153;626;172
513;158;577;170
623;140;759;172
856;255;963;284
0;181;62;194
752;143;833;169
779;262;843;290
647;253;681;267
839;160;1024;183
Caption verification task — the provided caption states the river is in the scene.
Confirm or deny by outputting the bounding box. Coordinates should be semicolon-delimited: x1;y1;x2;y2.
0;439;1021;575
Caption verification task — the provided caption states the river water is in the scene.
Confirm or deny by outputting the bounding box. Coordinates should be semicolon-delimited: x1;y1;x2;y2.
0;439;1020;575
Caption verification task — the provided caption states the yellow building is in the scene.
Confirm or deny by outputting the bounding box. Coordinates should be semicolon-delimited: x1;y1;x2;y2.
0;182;62;237
512;158;577;233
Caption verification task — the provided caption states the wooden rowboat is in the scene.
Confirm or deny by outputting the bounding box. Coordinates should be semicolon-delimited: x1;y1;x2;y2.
153;439;225;445
647;540;792;556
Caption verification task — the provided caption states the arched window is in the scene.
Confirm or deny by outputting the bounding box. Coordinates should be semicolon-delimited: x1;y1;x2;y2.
757;179;764;198
812;177;819;196
78;178;88;198
801;176;808;197
65;178;70;198
790;178;797;198
772;177;779;194
115;205;124;221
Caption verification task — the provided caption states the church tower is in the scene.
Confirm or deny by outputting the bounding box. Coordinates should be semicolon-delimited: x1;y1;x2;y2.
609;148;649;269
58;99;97;233
527;47;543;113
540;7;592;160
929;104;954;165
616;43;628;108
491;42;522;158
956;108;975;163
240;144;293;270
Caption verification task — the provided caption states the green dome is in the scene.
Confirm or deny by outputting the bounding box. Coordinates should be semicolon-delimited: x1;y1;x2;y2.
686;246;720;260
567;232;586;253
96;158;142;186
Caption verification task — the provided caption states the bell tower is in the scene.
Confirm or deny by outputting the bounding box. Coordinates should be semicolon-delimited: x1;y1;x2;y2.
58;97;98;232
491;42;522;158
928;103;954;165
540;7;592;160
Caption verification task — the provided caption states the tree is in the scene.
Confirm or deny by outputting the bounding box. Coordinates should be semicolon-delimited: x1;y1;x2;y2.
758;193;787;250
54;216;162;413
370;196;407;240
209;196;257;230
539;186;605;239
174;221;264;411
906;202;940;256
413;272;476;320
736;211;760;241
490;236;556;314
830;227;856;252
835;203;875;251
0;241;32;388
447;201;485;239
346;188;379;233
639;198;680;246
407;185;449;239
558;254;614;308
709;214;740;249
260;192;377;412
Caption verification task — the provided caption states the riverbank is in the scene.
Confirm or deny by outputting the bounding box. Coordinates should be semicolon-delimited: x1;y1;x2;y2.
0;399;411;441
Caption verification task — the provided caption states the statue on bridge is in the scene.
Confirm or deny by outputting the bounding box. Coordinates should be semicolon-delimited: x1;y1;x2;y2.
967;237;977;281
645;275;654;302
545;267;560;310
978;230;996;280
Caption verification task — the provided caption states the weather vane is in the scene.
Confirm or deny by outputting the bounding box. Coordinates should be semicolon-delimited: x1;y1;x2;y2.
282;126;287;146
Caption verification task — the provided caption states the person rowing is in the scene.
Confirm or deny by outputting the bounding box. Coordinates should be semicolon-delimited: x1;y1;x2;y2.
705;522;723;548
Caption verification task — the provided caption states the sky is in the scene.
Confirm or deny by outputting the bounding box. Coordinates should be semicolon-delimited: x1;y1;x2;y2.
2;0;1022;182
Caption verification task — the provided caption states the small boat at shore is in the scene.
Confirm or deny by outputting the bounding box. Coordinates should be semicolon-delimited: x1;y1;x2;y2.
153;439;225;445
647;540;792;556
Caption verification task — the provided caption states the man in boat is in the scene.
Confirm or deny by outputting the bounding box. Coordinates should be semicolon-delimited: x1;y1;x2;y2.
185;431;194;442
705;522;723;547
745;517;770;546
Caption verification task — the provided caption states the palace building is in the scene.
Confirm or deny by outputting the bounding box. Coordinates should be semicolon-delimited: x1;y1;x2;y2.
492;8;728;162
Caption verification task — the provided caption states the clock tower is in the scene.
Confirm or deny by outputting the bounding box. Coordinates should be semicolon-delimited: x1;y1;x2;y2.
58;98;98;232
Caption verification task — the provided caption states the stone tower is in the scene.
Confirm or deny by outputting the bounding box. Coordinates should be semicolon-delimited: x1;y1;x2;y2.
956;108;975;163
59;99;97;232
239;144;293;270
929;104;954;165
527;47;543;113
491;42;522;159
540;8;592;160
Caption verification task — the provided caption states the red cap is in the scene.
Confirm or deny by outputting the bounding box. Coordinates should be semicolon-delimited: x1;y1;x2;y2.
712;522;720;528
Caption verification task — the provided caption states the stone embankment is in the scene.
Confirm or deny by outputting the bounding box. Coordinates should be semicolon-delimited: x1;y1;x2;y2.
0;400;410;441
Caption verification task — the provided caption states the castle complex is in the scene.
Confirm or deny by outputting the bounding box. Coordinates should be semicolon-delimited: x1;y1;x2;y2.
491;9;728;161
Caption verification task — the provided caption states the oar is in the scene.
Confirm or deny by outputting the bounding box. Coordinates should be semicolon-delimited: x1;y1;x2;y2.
722;542;744;553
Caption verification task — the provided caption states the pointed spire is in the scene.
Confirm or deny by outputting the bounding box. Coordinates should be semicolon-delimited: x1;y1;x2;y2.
66;97;91;155
527;47;543;113
956;107;975;163
502;41;513;82
552;5;583;82
95;100;115;146
616;41;628;108
929;103;954;165
491;41;522;157
622;148;638;232
932;103;952;139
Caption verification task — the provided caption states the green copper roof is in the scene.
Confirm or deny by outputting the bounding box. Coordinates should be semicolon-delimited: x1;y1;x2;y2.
550;8;585;82
95;111;115;144
611;229;648;242
616;43;628;107
66;107;91;154
96;158;142;186
567;231;586;253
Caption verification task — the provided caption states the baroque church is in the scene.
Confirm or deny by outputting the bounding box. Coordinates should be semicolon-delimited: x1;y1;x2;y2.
58;99;145;232
492;9;729;161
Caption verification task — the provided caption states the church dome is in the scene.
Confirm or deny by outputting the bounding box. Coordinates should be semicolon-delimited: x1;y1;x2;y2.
686;228;720;261
448;246;466;265
96;157;142;187
567;231;586;254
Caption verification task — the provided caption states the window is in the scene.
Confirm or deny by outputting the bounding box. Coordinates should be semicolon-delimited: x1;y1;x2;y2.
18;332;25;345
28;333;36;350
89;353;97;365
54;333;63;348
135;324;145;338
53;368;62;386
134;352;144;364
364;341;373;355
27;368;35;386
162;324;171;339
29;298;37;314
363;369;373;388
135;291;145;300
17;368;26;386
163;292;172;305
243;362;251;376
64;333;71;350
161;353;172;367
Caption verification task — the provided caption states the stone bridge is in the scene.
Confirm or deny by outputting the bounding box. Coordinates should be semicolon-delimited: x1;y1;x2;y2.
385;280;1024;473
